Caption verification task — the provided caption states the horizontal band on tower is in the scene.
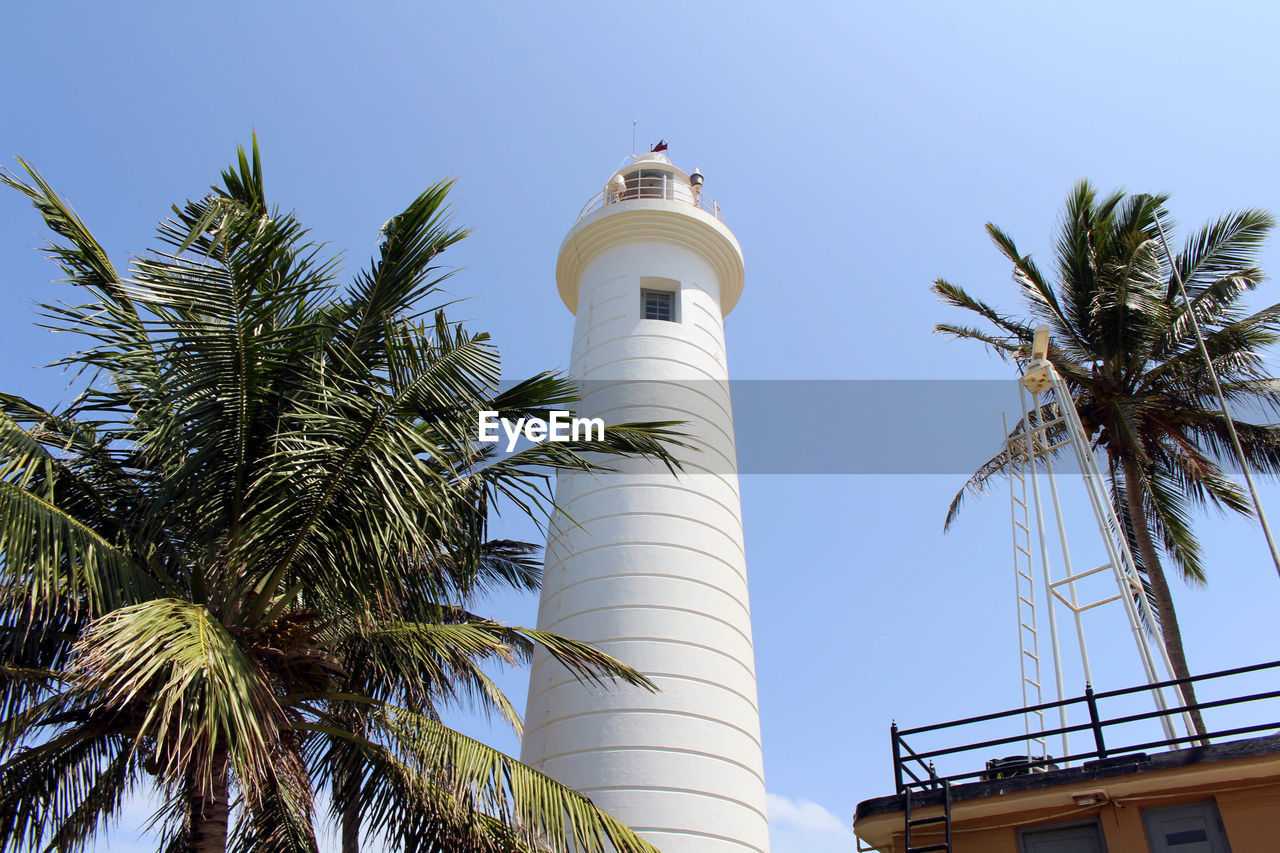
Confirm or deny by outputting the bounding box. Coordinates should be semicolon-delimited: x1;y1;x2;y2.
628;826;768;853
529;635;760;681
545;508;746;558
542;538;750;586
537;600;756;648
572;784;768;824
533;743;765;783
525;670;762;717
557;205;745;316
534;570;752;628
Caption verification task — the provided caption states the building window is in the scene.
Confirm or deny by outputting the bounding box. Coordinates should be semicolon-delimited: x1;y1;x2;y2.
642;288;675;322
1142;801;1230;852
1018;820;1107;853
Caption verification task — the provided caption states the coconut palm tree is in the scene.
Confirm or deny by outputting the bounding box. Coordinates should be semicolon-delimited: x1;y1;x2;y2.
934;180;1280;738
0;141;682;853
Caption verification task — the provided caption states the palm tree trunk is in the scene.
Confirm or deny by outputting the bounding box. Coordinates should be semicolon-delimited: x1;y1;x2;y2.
1121;456;1209;742
187;751;230;853
340;708;366;853
341;768;361;853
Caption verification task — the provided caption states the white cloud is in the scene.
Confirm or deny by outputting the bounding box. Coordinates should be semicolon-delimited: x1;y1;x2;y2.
767;792;854;853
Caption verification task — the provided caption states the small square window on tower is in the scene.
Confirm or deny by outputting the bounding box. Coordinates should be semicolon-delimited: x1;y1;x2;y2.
642;288;675;321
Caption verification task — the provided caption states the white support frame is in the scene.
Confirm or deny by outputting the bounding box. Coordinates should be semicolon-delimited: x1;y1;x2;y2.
1009;345;1194;755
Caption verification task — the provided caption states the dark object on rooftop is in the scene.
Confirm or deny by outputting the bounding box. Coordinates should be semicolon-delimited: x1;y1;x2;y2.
982;755;1058;780
651;139;668;153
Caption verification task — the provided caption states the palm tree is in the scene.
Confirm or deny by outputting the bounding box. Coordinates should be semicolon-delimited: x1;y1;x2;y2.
0;140;683;853
934;180;1280;738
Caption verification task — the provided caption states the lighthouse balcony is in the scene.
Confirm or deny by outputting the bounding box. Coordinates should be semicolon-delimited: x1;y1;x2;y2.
575;166;725;223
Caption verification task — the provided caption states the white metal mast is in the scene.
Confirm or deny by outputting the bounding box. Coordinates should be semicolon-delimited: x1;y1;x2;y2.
1009;327;1194;755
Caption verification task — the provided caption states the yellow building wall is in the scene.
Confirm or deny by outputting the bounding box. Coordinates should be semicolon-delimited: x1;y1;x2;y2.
868;778;1280;852
1218;784;1280;852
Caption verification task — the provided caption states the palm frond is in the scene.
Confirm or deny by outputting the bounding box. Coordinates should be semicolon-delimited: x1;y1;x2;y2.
227;750;318;853
0;725;134;853
340;179;469;367
371;707;662;853
71;600;284;801
0;415;153;619
931;279;1035;344
932;322;1023;360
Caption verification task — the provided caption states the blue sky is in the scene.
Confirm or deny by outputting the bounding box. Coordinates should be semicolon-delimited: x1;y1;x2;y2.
5;3;1280;851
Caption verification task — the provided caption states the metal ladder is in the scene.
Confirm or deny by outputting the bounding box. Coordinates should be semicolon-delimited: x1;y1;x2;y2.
1007;412;1048;763
903;779;952;853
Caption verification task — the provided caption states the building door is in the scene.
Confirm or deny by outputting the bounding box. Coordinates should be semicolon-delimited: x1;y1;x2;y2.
1142;801;1231;853
1019;821;1106;853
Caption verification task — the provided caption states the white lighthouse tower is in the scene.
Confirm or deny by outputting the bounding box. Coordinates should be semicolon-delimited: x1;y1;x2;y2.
520;151;769;853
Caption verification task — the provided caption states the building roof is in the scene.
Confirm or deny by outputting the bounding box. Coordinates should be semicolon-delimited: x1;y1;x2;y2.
855;731;1280;822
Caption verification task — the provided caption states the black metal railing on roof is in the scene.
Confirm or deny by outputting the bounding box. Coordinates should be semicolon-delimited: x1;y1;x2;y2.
890;659;1280;794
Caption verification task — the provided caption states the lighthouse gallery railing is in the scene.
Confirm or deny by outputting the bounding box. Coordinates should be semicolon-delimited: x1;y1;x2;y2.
574;179;725;223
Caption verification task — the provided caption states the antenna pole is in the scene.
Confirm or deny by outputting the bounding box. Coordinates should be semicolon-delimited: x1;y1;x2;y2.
1151;211;1280;580
632;121;637;157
